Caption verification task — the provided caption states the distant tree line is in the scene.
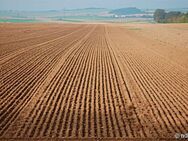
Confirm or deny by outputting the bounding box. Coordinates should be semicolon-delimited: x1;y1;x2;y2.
154;9;188;23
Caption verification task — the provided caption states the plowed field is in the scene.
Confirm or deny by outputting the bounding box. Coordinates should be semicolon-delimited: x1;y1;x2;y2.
0;23;188;140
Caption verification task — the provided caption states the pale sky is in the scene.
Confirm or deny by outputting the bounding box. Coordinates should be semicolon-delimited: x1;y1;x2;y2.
0;0;188;11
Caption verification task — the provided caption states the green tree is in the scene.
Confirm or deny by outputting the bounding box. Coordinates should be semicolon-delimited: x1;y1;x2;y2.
154;9;166;23
154;9;188;23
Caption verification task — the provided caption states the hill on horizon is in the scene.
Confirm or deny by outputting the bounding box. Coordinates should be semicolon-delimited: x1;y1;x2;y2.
109;7;144;15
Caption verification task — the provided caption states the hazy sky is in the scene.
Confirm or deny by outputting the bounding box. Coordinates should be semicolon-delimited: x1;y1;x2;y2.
0;0;188;11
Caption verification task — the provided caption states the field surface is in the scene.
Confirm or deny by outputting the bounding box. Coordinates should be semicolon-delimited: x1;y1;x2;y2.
0;23;188;140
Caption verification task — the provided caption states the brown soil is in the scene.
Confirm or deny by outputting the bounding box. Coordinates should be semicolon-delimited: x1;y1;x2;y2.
0;23;187;140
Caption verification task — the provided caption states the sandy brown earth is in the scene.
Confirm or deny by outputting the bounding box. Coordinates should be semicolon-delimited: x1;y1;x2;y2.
0;23;188;141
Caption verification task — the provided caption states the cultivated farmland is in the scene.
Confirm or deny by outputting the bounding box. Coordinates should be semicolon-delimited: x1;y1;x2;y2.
0;23;188;140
